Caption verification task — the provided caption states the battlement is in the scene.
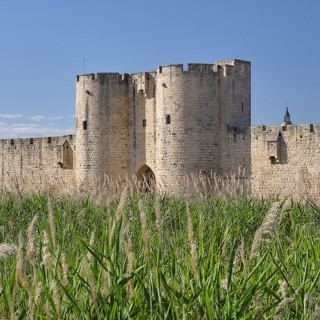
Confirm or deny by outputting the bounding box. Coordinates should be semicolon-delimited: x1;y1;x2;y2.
0;135;75;147
251;123;320;135
76;73;131;85
156;63;216;75
75;60;250;87
155;60;249;76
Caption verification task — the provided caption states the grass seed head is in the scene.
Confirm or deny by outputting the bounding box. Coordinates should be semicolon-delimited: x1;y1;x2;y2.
27;214;38;264
186;203;198;282
48;201;57;251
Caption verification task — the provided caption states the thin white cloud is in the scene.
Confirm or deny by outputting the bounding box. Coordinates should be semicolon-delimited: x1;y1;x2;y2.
0;113;24;119
0;122;74;138
29;115;64;121
29;115;46;121
48;116;63;120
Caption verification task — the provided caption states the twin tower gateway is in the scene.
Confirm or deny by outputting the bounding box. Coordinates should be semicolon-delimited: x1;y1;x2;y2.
0;59;319;197
75;59;251;190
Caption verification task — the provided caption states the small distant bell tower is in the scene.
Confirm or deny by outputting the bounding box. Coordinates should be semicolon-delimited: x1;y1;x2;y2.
282;107;292;125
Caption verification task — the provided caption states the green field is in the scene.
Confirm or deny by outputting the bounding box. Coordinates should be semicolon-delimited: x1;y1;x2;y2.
1;190;320;319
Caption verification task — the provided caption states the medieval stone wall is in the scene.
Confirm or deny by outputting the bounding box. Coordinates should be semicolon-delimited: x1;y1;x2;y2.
221;126;251;176
251;124;320;198
0;135;75;192
1;58;318;199
129;72;156;178
75;73;130;187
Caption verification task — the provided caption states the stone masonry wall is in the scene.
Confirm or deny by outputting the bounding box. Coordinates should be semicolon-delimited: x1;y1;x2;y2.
0;135;75;192
75;73;130;187
154;63;221;189
221;126;251;176
251;124;320;198
129;72;156;178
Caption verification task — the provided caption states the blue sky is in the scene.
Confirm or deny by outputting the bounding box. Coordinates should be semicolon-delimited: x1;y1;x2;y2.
0;1;319;138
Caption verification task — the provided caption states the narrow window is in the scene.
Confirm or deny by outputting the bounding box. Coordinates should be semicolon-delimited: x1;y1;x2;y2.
11;139;14;146
83;121;87;130
48;137;52;144
159;66;162;74
165;114;171;125
76;75;80;82
30;138;33;145
270;156;276;164
142;119;146;127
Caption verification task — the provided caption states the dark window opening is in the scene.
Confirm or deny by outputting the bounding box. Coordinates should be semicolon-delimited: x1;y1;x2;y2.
30;138;33;145
48;137;52;144
76;75;80;82
310;124;314;132
300;135;302;138
142;119;146;127
159;66;162;73
11;139;14;146
165;114;171;125
83;121;87;130
270;156;276;164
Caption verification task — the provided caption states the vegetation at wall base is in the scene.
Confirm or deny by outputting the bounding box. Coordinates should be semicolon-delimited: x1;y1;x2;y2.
0;189;320;319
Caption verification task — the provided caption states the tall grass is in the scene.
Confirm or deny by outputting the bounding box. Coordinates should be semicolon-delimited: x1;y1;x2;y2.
0;187;320;318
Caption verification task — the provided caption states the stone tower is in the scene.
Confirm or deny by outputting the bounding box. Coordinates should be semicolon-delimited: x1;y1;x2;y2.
154;60;251;189
75;59;251;190
75;73;131;187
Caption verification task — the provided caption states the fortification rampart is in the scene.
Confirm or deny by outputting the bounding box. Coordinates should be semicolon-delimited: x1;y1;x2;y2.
1;58;318;199
0;135;75;192
251;123;320;198
222;125;251;176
